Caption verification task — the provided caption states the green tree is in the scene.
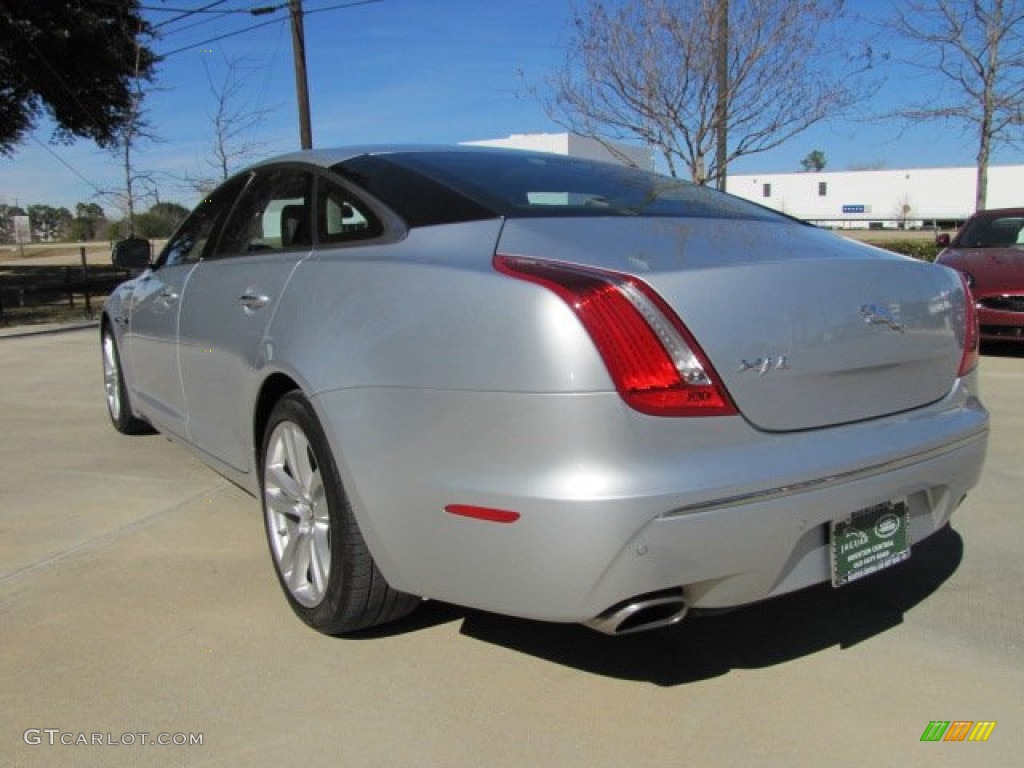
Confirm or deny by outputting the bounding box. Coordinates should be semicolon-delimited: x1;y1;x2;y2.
0;203;27;243
147;202;189;236
0;1;156;155
27;204;72;241
71;202;107;241
123;202;190;239
800;150;827;171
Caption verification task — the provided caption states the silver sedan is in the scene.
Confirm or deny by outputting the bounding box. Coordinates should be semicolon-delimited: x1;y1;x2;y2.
102;146;989;635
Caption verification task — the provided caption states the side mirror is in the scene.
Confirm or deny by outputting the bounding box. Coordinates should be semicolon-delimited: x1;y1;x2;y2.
935;233;951;247
112;237;152;269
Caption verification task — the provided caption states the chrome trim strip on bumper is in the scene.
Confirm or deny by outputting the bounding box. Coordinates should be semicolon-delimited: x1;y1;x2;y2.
661;426;988;519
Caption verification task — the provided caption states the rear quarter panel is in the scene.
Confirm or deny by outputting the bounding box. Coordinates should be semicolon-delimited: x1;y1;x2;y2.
262;220;612;396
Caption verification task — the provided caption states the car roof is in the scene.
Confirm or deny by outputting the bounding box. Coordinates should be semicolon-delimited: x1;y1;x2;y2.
966;207;1024;219
251;144;535;170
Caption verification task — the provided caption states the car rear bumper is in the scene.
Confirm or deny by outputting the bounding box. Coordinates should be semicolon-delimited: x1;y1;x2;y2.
594;426;986;615
313;376;988;625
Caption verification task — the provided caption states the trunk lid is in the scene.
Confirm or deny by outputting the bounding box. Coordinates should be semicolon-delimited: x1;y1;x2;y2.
497;217;966;432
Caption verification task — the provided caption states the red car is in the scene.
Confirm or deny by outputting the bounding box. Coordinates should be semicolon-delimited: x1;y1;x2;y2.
938;207;1024;342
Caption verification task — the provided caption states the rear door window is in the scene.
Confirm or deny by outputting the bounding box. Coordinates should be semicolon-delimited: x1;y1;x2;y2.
212;169;313;257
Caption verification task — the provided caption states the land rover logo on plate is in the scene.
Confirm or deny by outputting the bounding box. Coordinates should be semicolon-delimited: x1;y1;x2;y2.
875;513;902;538
830;501;910;586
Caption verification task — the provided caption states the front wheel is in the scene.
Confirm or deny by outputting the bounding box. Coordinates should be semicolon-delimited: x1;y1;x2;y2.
260;392;419;634
101;327;152;435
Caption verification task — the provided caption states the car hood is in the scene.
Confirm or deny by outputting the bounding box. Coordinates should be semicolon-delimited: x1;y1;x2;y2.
938;246;1024;293
497;217;968;432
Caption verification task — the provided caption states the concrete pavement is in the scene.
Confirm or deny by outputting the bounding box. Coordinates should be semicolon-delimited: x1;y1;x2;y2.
1;328;1021;767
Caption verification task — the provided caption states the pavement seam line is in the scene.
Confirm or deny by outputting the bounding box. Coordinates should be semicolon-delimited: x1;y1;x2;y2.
0;480;238;586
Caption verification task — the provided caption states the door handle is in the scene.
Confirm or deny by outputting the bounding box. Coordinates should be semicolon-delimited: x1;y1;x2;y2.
239;292;270;312
158;289;179;306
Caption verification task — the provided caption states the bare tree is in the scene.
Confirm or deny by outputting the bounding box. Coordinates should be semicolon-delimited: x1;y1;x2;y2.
541;0;871;185
181;55;276;197
889;0;1024;211
203;55;274;183
892;194;914;229
107;19;160;237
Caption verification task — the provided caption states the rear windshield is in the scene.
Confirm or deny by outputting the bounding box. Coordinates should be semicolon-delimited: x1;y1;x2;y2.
386;150;782;222
955;215;1024;248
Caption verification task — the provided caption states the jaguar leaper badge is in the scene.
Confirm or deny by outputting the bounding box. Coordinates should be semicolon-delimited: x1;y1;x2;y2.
737;356;789;375
860;303;904;333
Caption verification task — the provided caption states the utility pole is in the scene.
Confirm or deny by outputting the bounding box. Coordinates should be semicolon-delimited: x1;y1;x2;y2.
289;0;313;149
714;0;729;191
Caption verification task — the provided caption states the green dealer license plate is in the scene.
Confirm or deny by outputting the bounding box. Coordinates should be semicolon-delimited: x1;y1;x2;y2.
830;501;910;587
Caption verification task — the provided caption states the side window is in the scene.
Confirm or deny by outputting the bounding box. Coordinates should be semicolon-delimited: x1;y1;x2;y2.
158;176;247;267
213;169;313;257
318;178;383;243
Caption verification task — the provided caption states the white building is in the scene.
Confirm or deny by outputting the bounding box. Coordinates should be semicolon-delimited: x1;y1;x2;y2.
725;165;1024;228
463;132;654;170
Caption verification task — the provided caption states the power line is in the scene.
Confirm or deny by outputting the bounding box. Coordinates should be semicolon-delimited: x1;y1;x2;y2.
140;2;248;16
151;1;232;30
149;2;275;39
154;0;380;58
157;14;287;57
28;135;110;201
154;13;227;38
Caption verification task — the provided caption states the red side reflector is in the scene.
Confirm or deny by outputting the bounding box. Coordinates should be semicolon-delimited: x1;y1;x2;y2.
956;272;979;377
445;505;521;524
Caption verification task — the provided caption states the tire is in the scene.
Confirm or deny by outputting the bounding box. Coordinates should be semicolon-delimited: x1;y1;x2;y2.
260;392;419;634
101;327;153;435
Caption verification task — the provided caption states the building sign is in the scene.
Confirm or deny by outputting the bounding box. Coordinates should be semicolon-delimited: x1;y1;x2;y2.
842;204;867;214
13;215;31;244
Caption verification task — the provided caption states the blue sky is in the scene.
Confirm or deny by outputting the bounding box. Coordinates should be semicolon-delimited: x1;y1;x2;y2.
2;0;1022;215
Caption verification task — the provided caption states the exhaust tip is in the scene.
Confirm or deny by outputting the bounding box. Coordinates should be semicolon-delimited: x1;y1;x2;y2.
585;590;688;636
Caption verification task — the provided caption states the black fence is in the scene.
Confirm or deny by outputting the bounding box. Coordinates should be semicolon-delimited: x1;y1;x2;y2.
0;248;132;325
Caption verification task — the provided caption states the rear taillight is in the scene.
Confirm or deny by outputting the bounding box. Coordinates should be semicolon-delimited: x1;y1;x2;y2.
495;255;737;417
957;272;980;376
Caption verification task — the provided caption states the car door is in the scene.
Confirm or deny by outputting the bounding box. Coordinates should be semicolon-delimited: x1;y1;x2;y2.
177;167;315;472
126;177;246;438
